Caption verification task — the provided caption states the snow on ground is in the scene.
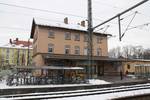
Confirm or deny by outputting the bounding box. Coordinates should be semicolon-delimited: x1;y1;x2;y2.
88;79;110;85
43;89;150;100
0;80;8;89
0;79;110;89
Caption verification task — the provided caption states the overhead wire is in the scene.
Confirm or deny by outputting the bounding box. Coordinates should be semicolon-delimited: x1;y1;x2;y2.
128;23;150;30
121;11;138;38
0;26;30;31
0;2;86;18
0;1;149;33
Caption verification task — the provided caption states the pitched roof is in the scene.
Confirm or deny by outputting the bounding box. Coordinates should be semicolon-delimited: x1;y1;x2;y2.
30;18;112;38
15;40;32;47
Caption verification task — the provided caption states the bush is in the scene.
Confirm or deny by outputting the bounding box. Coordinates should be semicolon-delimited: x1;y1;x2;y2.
0;69;12;79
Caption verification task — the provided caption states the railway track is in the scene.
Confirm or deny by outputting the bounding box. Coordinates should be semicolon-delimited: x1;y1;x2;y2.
1;83;150;100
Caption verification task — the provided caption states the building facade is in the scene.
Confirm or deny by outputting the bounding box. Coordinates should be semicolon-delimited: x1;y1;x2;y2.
0;40;33;68
30;18;124;78
123;59;150;75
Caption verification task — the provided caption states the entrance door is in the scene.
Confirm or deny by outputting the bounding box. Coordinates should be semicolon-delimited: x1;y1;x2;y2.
97;64;104;76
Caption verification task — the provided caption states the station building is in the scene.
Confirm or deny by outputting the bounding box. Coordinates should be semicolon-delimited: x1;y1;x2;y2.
30;18;125;79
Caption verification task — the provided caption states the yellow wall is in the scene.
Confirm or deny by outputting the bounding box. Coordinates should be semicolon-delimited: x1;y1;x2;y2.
123;60;150;75
0;47;33;67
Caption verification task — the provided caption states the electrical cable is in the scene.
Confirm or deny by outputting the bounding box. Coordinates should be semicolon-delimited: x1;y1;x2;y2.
0;2;86;18
121;11;138;38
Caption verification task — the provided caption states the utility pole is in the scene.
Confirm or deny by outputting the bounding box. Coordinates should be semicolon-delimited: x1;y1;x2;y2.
87;0;93;79
27;39;30;66
92;0;149;41
86;0;148;80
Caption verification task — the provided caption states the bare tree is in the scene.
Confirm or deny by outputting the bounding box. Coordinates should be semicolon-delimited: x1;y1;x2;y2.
122;45;133;59
143;49;150;59
109;46;122;58
109;45;148;59
132;46;144;59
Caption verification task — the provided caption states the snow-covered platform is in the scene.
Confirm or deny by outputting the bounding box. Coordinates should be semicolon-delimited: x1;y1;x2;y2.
0;79;150;96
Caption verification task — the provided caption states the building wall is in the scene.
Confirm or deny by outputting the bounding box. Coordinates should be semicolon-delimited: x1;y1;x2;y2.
123;60;150;75
33;54;45;66
0;46;33;68
33;26;108;56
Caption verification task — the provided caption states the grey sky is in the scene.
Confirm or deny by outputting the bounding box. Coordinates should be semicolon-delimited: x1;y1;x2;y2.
0;0;150;50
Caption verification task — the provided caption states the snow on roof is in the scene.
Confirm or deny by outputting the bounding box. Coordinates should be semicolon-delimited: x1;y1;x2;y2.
30;18;112;38
133;59;150;62
34;18;87;32
0;43;32;49
33;18;111;35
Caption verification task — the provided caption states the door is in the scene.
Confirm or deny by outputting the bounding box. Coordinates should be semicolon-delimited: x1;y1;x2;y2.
97;63;104;76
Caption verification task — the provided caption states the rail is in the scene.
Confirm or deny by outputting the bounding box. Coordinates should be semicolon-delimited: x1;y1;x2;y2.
1;83;150;100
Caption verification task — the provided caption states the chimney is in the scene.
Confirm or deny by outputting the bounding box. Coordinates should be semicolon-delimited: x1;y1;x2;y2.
16;38;19;41
9;39;12;44
81;20;85;27
64;17;68;24
77;23;80;25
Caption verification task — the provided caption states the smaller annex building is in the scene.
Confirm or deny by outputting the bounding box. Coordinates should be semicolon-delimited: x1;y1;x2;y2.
123;59;150;78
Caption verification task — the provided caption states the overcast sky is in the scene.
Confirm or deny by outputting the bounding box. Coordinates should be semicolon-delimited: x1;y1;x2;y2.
0;0;150;50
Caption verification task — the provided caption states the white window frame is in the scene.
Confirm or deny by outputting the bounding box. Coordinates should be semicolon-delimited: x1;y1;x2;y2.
48;43;54;53
65;45;70;54
48;30;55;38
65;32;71;40
74;33;80;41
97;36;102;44
74;46;80;55
84;47;88;55
84;34;88;42
97;48;102;56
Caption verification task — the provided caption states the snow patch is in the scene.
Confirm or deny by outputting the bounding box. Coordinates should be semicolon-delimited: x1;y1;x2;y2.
88;79;110;85
0;80;9;89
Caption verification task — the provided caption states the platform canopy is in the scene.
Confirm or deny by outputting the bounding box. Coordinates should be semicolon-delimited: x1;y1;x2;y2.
13;66;84;70
134;64;150;67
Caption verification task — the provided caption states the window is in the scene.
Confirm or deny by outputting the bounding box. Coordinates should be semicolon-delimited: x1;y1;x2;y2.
97;36;102;44
127;64;130;69
74;33;80;41
84;34;88;42
74;46;80;55
97;48;102;56
84;47;88;55
92;65;97;74
48;31;55;38
48;43;54;53
6;48;9;53
65;32;71;40
12;49;14;58
65;45;70;54
6;49;9;59
6;60;9;64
